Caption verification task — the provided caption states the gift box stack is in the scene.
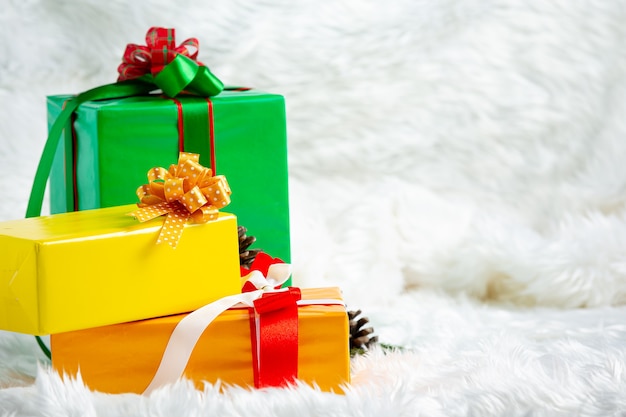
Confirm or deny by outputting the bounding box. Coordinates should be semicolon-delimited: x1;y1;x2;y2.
0;28;349;394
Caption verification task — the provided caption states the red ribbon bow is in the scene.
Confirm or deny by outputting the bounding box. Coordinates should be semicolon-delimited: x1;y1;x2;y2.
118;27;201;81
241;252;287;292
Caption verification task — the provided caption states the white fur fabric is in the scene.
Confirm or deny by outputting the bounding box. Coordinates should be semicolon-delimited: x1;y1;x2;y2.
2;0;626;415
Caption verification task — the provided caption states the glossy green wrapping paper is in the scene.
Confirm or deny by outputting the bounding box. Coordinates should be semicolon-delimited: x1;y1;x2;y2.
47;89;290;264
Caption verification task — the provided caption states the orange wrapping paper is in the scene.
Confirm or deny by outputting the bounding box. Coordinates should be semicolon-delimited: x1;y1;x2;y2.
51;287;350;394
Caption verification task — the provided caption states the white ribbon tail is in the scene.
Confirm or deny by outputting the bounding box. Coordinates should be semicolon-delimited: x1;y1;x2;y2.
142;290;262;395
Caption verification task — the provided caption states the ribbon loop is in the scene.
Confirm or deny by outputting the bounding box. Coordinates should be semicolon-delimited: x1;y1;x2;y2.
241;252;291;291
164;178;185;202
201;175;231;208
180;186;207;213
129;152;231;248
190;205;219;224
117;27;223;97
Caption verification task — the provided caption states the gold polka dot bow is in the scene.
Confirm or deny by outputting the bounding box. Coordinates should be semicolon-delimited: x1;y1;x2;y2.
128;152;231;248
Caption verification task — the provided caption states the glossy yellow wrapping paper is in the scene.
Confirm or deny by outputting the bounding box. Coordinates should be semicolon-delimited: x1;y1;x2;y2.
0;205;240;335
51;287;350;394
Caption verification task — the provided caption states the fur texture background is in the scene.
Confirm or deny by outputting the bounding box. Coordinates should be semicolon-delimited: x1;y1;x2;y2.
2;0;626;415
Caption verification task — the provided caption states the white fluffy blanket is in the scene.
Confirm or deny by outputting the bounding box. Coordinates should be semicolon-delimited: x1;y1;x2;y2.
2;0;626;415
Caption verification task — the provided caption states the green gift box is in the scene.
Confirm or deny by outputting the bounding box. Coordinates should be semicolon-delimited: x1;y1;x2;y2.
45;88;290;264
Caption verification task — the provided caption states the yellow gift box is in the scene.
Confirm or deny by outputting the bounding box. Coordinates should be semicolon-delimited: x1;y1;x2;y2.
51;287;350;394
0;204;240;335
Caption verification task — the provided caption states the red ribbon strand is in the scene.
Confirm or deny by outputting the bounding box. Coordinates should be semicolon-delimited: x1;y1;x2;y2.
250;288;302;388
242;253;300;387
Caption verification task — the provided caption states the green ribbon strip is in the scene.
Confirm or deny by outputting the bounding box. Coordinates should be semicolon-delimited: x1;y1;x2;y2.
26;80;156;219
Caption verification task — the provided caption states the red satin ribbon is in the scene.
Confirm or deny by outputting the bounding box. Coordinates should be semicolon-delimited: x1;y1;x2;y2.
171;98;185;153
118;27;200;81
242;252;300;387
206;98;216;173
249;287;302;388
170;97;217;171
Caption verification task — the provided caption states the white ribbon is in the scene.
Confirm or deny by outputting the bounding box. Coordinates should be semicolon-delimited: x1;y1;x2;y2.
142;264;345;395
142;264;290;394
142;291;258;395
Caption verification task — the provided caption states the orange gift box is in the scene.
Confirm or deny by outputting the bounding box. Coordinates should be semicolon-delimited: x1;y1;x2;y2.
51;287;350;394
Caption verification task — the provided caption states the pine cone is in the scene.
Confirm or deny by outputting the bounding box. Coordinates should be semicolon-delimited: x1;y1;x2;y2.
348;309;378;352
238;225;261;268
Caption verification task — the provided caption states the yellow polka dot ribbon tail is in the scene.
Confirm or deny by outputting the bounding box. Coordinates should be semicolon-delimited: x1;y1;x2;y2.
128;152;231;248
